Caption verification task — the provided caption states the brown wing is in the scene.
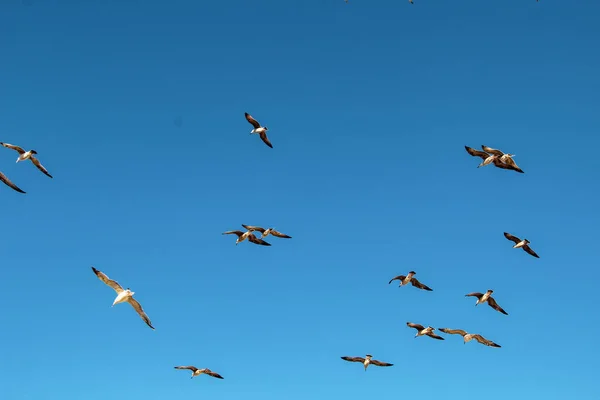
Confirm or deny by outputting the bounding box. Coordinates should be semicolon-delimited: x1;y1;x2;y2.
388;275;406;284
411;278;433;291
487;297;508;315
341;356;365;363
223;230;244;237
248;233;271;246
370;359;393;367
91;266;124;293
504;232;521;244
0;142;26;154
0;171;25;193
426;332;445;340
472;334;501;348
465;146;490;160
406;322;425;331
523;244;540;258
465;292;484;299
204;369;224;379
241;224;266;233
493;157;524;173
30;156;53;178
439;328;468;336
126;297;155;330
270;229;291;238
259;131;273;148
245;112;261;129
175;366;198;372
481;145;504;156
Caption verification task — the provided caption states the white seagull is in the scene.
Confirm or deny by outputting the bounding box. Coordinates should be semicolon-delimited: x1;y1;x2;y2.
438;328;501;348
91;267;155;330
174;366;224;379
0;142;53;178
504;232;539;258
245;112;273;148
340;354;393;371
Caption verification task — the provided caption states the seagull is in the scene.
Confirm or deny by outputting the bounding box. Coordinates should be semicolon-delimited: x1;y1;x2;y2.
340;354;393;371
0;171;25;193
91;267;155;330
406;322;444;340
482;145;524;173
388;271;432;291
465;290;508;315
241;224;292;239
222;230;271;246
0;142;53;178
438;328;501;348
174;366;224;379
504;232;539;258
245;112;273;148
464;146;497;168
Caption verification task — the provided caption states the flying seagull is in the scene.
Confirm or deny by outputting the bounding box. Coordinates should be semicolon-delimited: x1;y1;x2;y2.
464;146;497;168
91;267;155;330
245;112;273;148
406;322;444;340
0;142;53;178
438;328;501;348
241;224;292;239
388;271;432;291
174;366;224;379
340;354;393;371
465;290;508;315
482;145;524;173
0;171;25;193
504;232;539;258
222;230;271;246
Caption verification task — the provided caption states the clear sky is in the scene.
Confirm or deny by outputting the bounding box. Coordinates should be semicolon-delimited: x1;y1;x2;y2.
1;0;599;399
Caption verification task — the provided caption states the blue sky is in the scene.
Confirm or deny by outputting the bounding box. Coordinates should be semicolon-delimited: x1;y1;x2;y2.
1;0;599;399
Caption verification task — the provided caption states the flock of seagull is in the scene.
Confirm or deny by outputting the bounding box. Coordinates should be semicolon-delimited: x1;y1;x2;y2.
4;1;548;387
340;143;540;372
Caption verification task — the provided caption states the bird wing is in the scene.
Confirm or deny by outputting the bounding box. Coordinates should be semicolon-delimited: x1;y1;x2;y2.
426;332;445;340
465;146;490;160
0;142;26;154
411;278;433;291
388;275;406;284
472;334;501;347
245;112;261;129
259;131;273;148
487;297;508;315
30;156;53;178
175;366;198;372
222;230;244;237
126;297;155;330
370;359;393;367
204;369;224;379
523;244;540;258
91;267;124;293
503;232;522;244
248;233;271;246
406;322;425;331
241;224;266;233
481;145;504;156
0;171;26;193
439;328;467;336
341;356;365;363
270;229;291;238
492;157;524;173
465;292;484;299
